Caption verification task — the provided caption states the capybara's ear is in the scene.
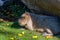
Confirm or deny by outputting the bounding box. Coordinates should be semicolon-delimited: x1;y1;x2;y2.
25;12;30;16
21;11;30;17
25;13;31;21
24;11;30;15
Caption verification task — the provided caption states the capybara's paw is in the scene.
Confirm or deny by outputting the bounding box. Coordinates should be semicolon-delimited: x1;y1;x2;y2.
42;32;53;36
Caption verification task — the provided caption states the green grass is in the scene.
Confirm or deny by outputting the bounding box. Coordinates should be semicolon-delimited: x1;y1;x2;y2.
0;21;60;40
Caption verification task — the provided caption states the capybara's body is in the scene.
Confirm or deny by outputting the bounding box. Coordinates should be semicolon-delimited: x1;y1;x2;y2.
18;12;60;36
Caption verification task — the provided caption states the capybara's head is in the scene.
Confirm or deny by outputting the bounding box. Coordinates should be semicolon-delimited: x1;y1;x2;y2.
18;12;30;26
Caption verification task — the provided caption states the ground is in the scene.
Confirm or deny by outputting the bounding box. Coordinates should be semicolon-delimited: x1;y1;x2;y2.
0;21;60;40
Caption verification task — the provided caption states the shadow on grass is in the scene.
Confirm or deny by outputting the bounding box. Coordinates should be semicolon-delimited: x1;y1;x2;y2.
11;21;24;29
11;22;20;28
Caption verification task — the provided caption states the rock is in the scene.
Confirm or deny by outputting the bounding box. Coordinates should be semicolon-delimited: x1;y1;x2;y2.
21;0;60;17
